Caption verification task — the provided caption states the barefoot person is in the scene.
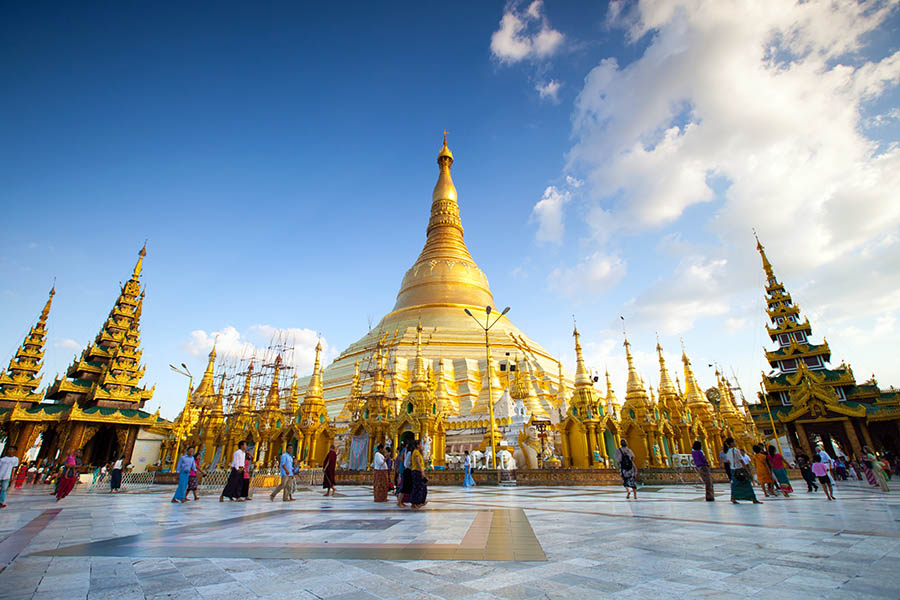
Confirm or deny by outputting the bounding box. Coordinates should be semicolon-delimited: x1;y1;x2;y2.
270;444;296;502
56;450;81;501
172;446;194;503
220;441;246;502
322;444;337;497
373;444;390;502
691;441;714;501
409;440;428;509
0;445;19;508
726;438;761;504
614;440;638;500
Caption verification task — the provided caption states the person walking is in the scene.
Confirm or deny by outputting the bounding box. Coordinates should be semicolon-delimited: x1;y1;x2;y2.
614;440;638;500
0;445;19;508
172;446;194;503
409;440;428;509
752;445;776;497
691;441;714;501
241;452;253;500
56;450;81;501
110;455;123;493
767;445;793;496
726;439;761;504
864;446;890;492
373;444;390;502
719;445;732;482
463;450;476;488
796;453;819;493
384;446;394;492
811;455;835;500
13;460;27;489
322;444;337;497
220;441;246;502
270;444;296;502
187;452;205;501
396;442;411;507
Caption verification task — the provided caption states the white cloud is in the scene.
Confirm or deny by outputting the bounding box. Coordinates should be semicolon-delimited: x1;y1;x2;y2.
548;252;626;297
53;338;81;351
535;79;561;102
183;325;328;376
490;1;564;64
531;185;570;244
549;0;900;355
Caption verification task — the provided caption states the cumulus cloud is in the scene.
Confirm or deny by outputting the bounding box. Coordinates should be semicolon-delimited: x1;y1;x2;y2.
183;325;328;376
549;0;900;349
490;1;564;64
535;79;561;102
53;338;81;351
569;0;900;257
531;185;570;244
548;251;626;297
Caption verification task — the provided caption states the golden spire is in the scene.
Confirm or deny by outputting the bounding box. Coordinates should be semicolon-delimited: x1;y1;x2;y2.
682;346;713;418
605;368;619;411
624;338;642;395
133;241;147;280
411;321;427;384
717;370;739;417
0;286;56;404
288;373;299;413
656;341;677;397
391;135;494;312
573;325;592;389
211;373;226;417
191;342;217;407
266;355;283;409
371;341;385;396
236;361;254;413
754;231;775;279
304;341;324;403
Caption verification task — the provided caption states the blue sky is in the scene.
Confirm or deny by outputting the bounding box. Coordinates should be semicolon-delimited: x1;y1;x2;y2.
2;1;899;418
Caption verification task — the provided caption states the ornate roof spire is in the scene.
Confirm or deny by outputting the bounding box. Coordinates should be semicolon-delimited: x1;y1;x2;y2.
304;341;324;403
656;341;677;398
210;373;226;417
235;361;254;413
0;286;56;404
392;134;494;312
133;241;147;280
573;325;592;389
265;355;283;409
411;321;427;384
605;368;619;412
191;342;218;407
754;231;775;280
624;337;642;395
682;345;713;421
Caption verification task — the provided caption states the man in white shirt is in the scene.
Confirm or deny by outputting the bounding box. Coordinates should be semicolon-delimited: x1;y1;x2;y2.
817;447;835;483
220;441;247;502
270;445;296;502
0;445;20;508
373;444;390;502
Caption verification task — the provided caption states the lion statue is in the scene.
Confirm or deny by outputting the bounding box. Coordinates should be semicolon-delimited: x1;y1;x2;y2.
513;425;541;470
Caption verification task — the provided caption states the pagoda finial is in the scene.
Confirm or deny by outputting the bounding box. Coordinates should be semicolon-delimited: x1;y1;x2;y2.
438;130;453;165
40;285;55;323
133;241;147;280
573;323;592;389
753;230;775;279
304;342;324;402
657;341;677;397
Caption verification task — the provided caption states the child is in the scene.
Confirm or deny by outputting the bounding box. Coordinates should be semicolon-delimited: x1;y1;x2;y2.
812;455;835;500
0;445;20;508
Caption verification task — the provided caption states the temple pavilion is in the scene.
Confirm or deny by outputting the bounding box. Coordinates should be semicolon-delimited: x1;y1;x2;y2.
750;237;900;458
0;245;169;466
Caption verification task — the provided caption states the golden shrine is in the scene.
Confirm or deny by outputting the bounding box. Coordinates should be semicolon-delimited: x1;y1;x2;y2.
0;245;169;466
160;136;761;473
750;237;900;459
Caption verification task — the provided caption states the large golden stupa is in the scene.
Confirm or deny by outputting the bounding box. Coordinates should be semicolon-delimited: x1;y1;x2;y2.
321;136;569;420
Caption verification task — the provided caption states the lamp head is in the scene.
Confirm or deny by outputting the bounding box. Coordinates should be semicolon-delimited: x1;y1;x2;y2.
501;306;510;315
464;308;473;317
485;306;492;315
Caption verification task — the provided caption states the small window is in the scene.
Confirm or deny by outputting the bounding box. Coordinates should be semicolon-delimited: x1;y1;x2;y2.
572;407;578;417
781;358;797;372
406;402;413;414
597;404;604;416
778;334;791;346
793;331;807;344
432;403;436;415
780;391;791;405
319;414;325;424
835;387;847;401
628;409;635;419
804;355;822;369
768;277;777;285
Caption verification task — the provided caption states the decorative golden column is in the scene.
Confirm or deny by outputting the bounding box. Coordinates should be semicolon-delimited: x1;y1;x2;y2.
794;422;813;457
859;420;875;450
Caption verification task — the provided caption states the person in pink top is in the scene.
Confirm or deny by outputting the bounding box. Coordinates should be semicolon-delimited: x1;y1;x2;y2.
812;455;835;500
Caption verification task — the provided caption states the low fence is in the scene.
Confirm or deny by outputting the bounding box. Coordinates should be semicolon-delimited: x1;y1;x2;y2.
151;468;324;490
87;471;157;493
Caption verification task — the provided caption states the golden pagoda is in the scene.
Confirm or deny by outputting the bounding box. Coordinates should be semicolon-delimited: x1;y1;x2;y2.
297;341;335;466
319;136;570;430
0;245;168;466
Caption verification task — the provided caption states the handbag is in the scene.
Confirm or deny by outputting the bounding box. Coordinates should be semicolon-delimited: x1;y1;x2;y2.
733;467;749;483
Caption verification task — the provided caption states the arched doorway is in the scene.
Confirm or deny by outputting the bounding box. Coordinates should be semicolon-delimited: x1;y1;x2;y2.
83;426;120;466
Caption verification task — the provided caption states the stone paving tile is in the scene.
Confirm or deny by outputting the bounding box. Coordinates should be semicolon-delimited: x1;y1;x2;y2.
0;483;898;599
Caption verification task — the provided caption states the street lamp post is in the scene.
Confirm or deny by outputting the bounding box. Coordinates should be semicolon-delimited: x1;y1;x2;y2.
464;305;510;470
169;363;193;471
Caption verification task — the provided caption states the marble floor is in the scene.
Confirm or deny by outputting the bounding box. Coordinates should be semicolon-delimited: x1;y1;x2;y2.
0;479;898;599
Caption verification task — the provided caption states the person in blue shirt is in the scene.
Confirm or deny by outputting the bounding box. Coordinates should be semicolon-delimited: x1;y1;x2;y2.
172;446;195;503
269;444;296;502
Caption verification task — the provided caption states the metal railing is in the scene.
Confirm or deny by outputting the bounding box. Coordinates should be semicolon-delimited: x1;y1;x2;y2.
87;471;157;493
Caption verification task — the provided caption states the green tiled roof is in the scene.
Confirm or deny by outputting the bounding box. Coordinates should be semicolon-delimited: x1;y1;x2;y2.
768;342;829;357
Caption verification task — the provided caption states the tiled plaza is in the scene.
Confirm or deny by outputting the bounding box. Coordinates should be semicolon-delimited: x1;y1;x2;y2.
0;479;898;599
